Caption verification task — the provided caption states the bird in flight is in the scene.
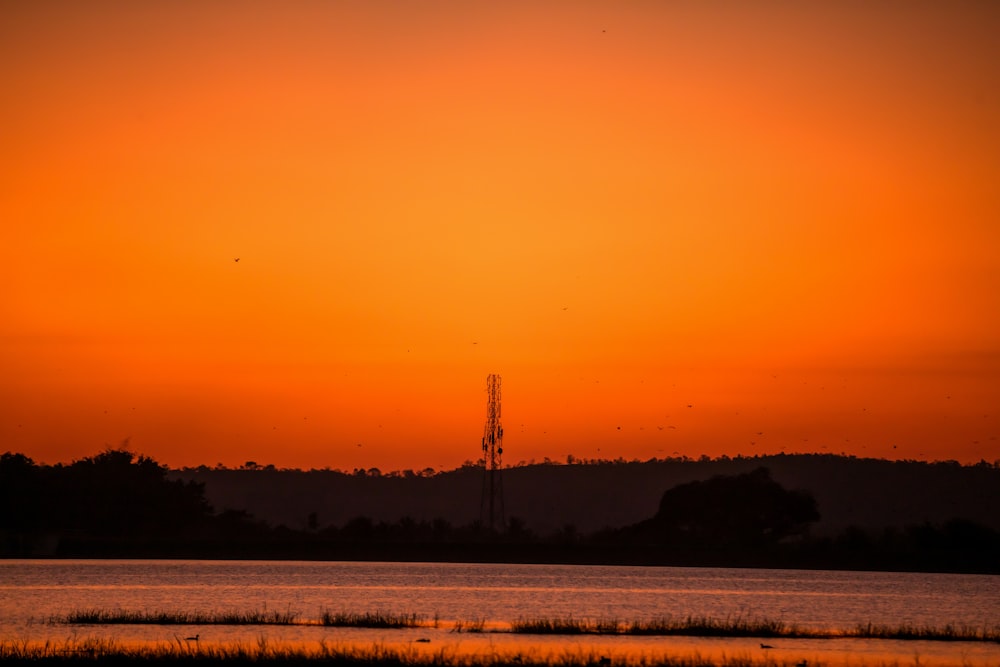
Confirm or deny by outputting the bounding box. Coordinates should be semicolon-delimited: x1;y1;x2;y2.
234;257;240;262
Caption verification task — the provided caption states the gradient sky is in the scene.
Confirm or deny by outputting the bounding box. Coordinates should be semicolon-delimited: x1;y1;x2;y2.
3;2;998;471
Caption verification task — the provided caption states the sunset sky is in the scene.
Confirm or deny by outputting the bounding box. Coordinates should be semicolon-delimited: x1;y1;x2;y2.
3;2;998;471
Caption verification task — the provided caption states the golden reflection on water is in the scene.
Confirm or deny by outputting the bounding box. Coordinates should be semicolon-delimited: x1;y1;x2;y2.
44;632;1000;667
7;562;1000;667
402;634;1000;667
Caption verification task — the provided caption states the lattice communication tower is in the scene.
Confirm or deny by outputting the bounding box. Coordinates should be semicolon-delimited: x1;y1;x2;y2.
480;373;505;533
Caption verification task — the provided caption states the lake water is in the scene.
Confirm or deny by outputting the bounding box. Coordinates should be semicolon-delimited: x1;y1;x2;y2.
2;560;999;666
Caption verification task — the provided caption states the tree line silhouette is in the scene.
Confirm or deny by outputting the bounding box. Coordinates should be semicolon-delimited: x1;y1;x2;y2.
2;448;997;572
0;449;268;554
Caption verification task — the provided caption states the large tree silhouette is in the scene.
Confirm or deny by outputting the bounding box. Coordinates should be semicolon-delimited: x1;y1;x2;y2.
0;452;43;534
628;467;819;549
1;448;213;544
62;448;212;537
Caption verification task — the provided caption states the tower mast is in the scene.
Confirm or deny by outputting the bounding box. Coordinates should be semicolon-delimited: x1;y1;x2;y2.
480;373;505;533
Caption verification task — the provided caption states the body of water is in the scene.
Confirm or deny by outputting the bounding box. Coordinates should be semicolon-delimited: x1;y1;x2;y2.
2;560;998;666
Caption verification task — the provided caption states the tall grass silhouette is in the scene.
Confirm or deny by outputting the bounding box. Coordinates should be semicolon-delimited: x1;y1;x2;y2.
320;611;425;628
58;608;300;626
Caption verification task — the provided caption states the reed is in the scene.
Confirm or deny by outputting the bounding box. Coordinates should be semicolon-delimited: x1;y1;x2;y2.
511;615;801;638
320;611;425;628
55;608;301;626
510;617;593;635
54;608;427;629
452;618;487;633
850;621;1000;642
509;615;1000;642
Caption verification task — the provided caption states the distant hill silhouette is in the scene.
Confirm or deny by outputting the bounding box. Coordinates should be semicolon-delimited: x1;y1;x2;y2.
5;449;999;570
171;454;1000;537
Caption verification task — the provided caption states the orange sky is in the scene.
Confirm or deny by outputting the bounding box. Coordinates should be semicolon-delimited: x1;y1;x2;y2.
2;2;998;471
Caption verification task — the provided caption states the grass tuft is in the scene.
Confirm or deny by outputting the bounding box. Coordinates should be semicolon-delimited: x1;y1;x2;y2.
452;619;487;633
852;621;1000;642
320;610;425;628
510;615;1000;642
510;615;797;638
511;617;592;635
55;608;300;626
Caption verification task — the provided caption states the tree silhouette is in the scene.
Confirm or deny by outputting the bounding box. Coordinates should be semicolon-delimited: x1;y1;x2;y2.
66;448;211;537
634;467;819;549
0;452;43;534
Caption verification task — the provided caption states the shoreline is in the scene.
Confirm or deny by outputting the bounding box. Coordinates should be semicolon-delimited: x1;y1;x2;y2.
5;544;999;576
